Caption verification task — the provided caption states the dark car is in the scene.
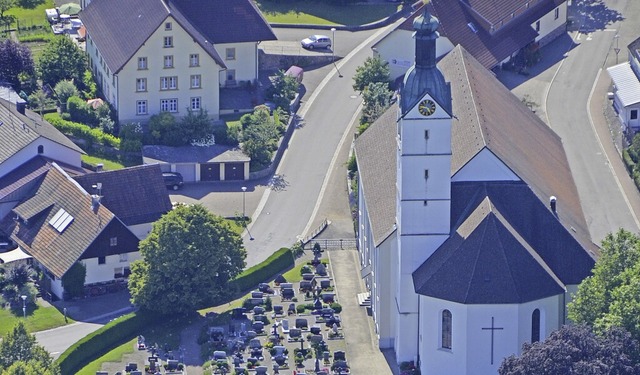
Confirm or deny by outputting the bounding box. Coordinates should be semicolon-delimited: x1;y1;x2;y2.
162;172;184;190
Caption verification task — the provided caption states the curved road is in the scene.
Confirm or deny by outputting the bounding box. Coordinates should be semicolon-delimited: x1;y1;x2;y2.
544;0;640;243
244;24;400;266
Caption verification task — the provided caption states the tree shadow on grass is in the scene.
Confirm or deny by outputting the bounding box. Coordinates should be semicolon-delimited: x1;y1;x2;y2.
256;0;397;26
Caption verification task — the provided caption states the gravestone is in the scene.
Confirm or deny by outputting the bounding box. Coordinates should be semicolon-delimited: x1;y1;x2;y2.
310;326;321;335
316;263;327;276
235;367;247;375
295;318;308;329
289;328;302;338
288;303;296;314
167;360;179;371
334;351;346;361
252;291;264;299
253;306;265;315
300;280;313;291
213;351;227;360
319;278;331;289
322;293;335;303
252;321;264;333
256;366;268;375
249;338;262;349
302;273;315;281
232;308;246;320
314;298;323;310
273;305;284;315
282;288;295;300
323;351;330;361
309;334;323;344
96;372;108;375
258;283;270;292
246;330;257;339
280;283;293;290
130;372;142;375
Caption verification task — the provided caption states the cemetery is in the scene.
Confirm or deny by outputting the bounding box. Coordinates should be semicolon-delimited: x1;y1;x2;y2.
200;246;348;375
92;246;350;375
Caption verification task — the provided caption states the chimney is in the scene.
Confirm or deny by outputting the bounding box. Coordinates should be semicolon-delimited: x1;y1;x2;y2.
96;163;104;172
16;101;26;115
549;196;557;214
91;183;102;210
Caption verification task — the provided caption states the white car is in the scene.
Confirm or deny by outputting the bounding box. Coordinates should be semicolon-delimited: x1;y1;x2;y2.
301;35;332;50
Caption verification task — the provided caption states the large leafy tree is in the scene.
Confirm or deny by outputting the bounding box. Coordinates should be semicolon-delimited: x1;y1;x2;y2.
499;324;640;375
0;39;34;89
266;70;300;111
240;106;282;168
568;229;640;339
128;204;246;315
38;36;87;87
352;56;390;93
359;81;392;132
0;322;59;374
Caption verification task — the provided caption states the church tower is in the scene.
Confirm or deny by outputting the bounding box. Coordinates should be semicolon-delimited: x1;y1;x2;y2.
394;8;452;363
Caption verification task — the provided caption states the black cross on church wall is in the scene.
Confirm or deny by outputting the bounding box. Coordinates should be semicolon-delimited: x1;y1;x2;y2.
481;317;504;365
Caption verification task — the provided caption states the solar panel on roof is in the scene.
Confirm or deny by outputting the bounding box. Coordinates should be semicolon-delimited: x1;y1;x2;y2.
49;208;74;233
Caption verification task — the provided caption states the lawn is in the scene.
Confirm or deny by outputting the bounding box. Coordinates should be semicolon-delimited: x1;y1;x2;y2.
6;0;55;28
81;154;126;171
256;0;399;25
76;338;137;375
0;301;73;338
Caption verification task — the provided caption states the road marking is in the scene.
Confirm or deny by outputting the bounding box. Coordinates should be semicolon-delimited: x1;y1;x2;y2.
586;68;640;230
301;102;363;239
587;33;593;41
246;21;401;240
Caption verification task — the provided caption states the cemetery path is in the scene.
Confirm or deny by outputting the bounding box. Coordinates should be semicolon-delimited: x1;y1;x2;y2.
329;249;395;374
180;319;206;375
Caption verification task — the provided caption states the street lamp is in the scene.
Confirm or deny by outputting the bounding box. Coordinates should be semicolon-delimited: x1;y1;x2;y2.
241;186;247;220
331;27;336;63
614;33;620;64
21;295;27;318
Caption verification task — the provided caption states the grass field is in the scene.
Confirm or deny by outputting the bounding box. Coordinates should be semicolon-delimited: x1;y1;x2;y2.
256;0;398;25
0;301;72;338
82;154;127;171
6;0;55;27
76;338;137;375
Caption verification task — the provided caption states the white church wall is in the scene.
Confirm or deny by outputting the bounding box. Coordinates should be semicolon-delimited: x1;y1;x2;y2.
395;310;420;364
373;30;454;80
516;295;563;349
400;200;450;236
400;155;451;200
465;304;521;375
400;118;451;156
419;297;468;375
451;148;520;182
375;235;397;348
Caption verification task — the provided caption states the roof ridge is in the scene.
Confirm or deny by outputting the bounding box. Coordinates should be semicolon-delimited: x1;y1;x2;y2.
464;198;490;303
492;203;567;291
458;47;486;146
489;212;523;302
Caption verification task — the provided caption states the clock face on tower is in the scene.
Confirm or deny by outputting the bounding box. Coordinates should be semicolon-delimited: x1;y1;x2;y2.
418;99;437;116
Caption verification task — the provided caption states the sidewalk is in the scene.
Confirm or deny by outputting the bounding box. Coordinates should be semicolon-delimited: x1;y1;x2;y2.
329;249;397;375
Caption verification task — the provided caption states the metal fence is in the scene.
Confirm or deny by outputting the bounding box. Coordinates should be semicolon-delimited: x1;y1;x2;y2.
303;238;357;250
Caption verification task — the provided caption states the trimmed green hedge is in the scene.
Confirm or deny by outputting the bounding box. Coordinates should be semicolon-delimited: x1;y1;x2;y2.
56;311;161;375
230;247;294;293
44;113;120;148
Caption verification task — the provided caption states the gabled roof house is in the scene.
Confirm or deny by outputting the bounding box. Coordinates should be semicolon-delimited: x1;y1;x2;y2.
1;164;141;299
607;36;640;132
373;0;568;79
80;0;276;123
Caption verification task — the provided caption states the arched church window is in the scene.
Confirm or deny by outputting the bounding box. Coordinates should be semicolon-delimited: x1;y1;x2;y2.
37;145;44;154
531;309;541;342
442;309;452;349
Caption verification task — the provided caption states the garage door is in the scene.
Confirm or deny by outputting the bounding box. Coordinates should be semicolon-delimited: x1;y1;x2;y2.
225;162;244;181
158;164;171;172
200;163;220;181
175;164;196;182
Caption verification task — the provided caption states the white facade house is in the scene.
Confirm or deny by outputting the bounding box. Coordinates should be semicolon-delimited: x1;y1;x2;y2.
355;10;596;374
80;0;276;124
373;0;568;79
607;37;640;133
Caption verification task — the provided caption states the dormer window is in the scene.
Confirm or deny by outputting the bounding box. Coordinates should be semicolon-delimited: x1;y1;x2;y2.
165;22;172;31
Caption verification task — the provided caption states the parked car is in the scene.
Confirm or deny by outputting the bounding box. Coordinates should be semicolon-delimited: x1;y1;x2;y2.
162;172;184;190
301;35;331;50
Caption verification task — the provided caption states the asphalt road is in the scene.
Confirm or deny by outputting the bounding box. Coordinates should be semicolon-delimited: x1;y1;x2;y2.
544;0;640;243
35;321;103;359
243;25;399;266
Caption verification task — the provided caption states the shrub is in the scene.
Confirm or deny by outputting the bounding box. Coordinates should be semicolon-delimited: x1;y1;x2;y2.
67;95;98;126
300;265;312;275
44;113;120;148
56;311;164;375
54;80;79;110
330;302;342;314
296;305;306;314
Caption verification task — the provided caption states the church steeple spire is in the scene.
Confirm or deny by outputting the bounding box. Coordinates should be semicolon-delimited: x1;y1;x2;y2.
400;5;451;115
